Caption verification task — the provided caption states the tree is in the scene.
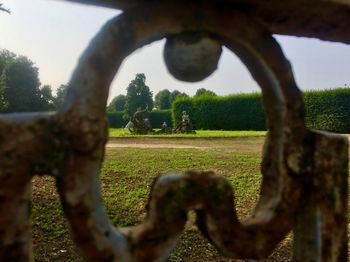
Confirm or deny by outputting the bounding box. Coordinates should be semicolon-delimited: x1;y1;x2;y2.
1;55;44;112
0;50;15;112
0;84;7;112
170;90;189;105
0;49;64;112
124;73;153;119
0;50;15;74
194;88;217;97
107;94;126;112
53;84;68;109
154;89;171;109
40;85;55;110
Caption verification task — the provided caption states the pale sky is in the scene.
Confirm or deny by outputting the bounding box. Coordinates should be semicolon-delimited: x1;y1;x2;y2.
1;0;349;102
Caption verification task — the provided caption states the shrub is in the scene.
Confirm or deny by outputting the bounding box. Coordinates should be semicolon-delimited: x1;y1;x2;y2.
107;112;127;128
304;88;350;133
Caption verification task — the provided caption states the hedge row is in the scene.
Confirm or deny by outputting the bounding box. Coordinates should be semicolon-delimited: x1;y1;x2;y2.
172;94;266;130
107;110;172;128
172;88;350;133
107;112;127;128
304;89;350;132
148;110;173;128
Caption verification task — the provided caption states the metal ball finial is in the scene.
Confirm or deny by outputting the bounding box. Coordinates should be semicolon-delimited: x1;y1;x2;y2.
163;32;222;82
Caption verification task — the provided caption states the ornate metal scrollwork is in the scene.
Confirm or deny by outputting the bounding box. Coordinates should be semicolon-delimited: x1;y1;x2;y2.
0;1;348;261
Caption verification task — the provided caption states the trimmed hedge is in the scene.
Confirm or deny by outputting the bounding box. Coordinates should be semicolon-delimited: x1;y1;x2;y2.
172;97;196;127
173;94;266;131
107;112;127;128
148;110;172;128
304;88;350;132
107;110;172;128
172;88;350;133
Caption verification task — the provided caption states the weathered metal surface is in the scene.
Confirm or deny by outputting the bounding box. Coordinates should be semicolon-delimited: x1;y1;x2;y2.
293;131;348;261
164;33;222;82
58;0;350;44
0;1;348;261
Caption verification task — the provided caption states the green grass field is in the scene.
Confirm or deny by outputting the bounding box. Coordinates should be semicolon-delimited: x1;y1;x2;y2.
31;130;348;261
109;128;266;138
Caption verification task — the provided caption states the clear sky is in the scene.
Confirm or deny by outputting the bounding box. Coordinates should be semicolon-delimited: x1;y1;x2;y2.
1;0;349;102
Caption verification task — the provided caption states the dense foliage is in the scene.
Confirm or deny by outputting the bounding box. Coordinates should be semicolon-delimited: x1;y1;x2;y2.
53;84;68;109
0;49;63;112
170;90;189;104
0;50;56;112
107;94;126;112
154;89;189;109
154;89;171;109
173;89;350;133
173;93;265;130
304;88;350;132
171;96;196;127
107;112;127;128
124;73;153;119
148;110;172;127
194;88;217;98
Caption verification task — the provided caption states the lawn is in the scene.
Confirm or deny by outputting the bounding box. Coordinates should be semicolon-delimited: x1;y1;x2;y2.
32;131;341;261
109;128;266;138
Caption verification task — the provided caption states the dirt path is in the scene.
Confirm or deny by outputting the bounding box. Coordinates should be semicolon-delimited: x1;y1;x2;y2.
106;134;350;154
106;137;266;154
107;143;208;149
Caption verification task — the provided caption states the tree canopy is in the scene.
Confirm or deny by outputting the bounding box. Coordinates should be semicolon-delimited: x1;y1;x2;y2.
154;89;171;109
40;85;55;110
1;55;42;112
194;88;217;98
154;89;189;109
53;84;68;109
124;73;153;119
170;90;189;104
107;94;126;112
0;49;56;112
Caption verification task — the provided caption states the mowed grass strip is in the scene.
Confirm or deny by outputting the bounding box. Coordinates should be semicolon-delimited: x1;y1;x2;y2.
31;135;298;261
109;128;266;138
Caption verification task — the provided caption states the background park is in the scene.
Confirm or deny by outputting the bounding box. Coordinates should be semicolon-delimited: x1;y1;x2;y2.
1;0;350;261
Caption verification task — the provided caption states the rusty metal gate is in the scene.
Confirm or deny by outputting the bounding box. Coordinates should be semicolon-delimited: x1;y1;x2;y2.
0;0;348;261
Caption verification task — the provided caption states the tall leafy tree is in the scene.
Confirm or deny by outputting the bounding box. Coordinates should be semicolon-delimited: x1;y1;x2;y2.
53;84;68;109
154;89;171;109
0;49;60;112
1;55;44;112
40;85;55;110
0;50;15;112
124;73;153;119
0;83;7;112
170;90;189;105
0;50;15;74
107;94;126;112
194;88;217;97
